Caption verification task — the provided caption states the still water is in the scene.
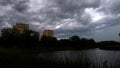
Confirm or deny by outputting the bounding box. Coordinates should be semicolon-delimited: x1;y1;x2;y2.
37;48;120;68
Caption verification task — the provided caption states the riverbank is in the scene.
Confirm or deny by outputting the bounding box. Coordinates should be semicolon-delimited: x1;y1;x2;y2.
98;44;120;50
0;46;95;54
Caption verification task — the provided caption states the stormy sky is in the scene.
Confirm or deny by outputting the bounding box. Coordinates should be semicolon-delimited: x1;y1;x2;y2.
0;0;120;41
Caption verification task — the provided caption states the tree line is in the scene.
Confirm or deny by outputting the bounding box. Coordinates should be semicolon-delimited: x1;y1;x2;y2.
0;28;120;49
0;28;39;48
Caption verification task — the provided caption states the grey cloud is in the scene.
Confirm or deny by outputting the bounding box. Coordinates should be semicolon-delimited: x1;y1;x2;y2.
98;0;120;14
0;0;120;41
13;0;29;12
34;0;100;23
93;14;120;30
0;0;13;6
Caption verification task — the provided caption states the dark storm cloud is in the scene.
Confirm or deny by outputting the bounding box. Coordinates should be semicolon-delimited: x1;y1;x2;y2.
98;0;120;14
0;0;30;27
42;0;100;22
0;0;120;41
0;0;13;5
13;0;29;12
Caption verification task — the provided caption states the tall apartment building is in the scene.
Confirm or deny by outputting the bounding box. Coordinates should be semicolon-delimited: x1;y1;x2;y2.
42;29;54;37
13;23;29;32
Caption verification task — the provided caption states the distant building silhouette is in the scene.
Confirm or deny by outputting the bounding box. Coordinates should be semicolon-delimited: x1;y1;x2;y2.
42;29;54;37
13;23;29;32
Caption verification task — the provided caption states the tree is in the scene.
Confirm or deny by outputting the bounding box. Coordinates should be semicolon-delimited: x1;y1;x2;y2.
14;30;40;47
69;35;81;47
1;28;40;48
69;35;80;41
1;28;13;47
119;33;120;38
40;36;57;47
119;33;120;41
25;30;39;47
1;28;13;38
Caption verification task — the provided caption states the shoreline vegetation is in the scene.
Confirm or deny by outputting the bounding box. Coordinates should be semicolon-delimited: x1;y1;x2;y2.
0;28;120;51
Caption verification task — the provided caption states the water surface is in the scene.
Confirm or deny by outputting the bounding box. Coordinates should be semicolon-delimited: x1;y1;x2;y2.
37;48;120;68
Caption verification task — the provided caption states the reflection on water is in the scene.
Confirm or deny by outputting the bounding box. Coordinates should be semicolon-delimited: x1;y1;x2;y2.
37;48;120;68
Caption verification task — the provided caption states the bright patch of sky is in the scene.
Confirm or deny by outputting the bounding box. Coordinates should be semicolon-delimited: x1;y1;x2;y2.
84;8;106;22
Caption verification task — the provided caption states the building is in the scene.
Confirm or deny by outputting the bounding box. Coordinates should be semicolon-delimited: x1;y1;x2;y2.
13;23;29;32
42;29;54;37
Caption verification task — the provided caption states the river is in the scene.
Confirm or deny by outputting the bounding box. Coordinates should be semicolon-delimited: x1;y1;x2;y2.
37;48;120;68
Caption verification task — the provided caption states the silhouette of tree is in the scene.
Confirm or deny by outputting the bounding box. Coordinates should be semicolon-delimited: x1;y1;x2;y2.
1;28;13;47
119;33;120;41
40;36;57;47
69;35;80;41
1;28;39;48
68;35;81;47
